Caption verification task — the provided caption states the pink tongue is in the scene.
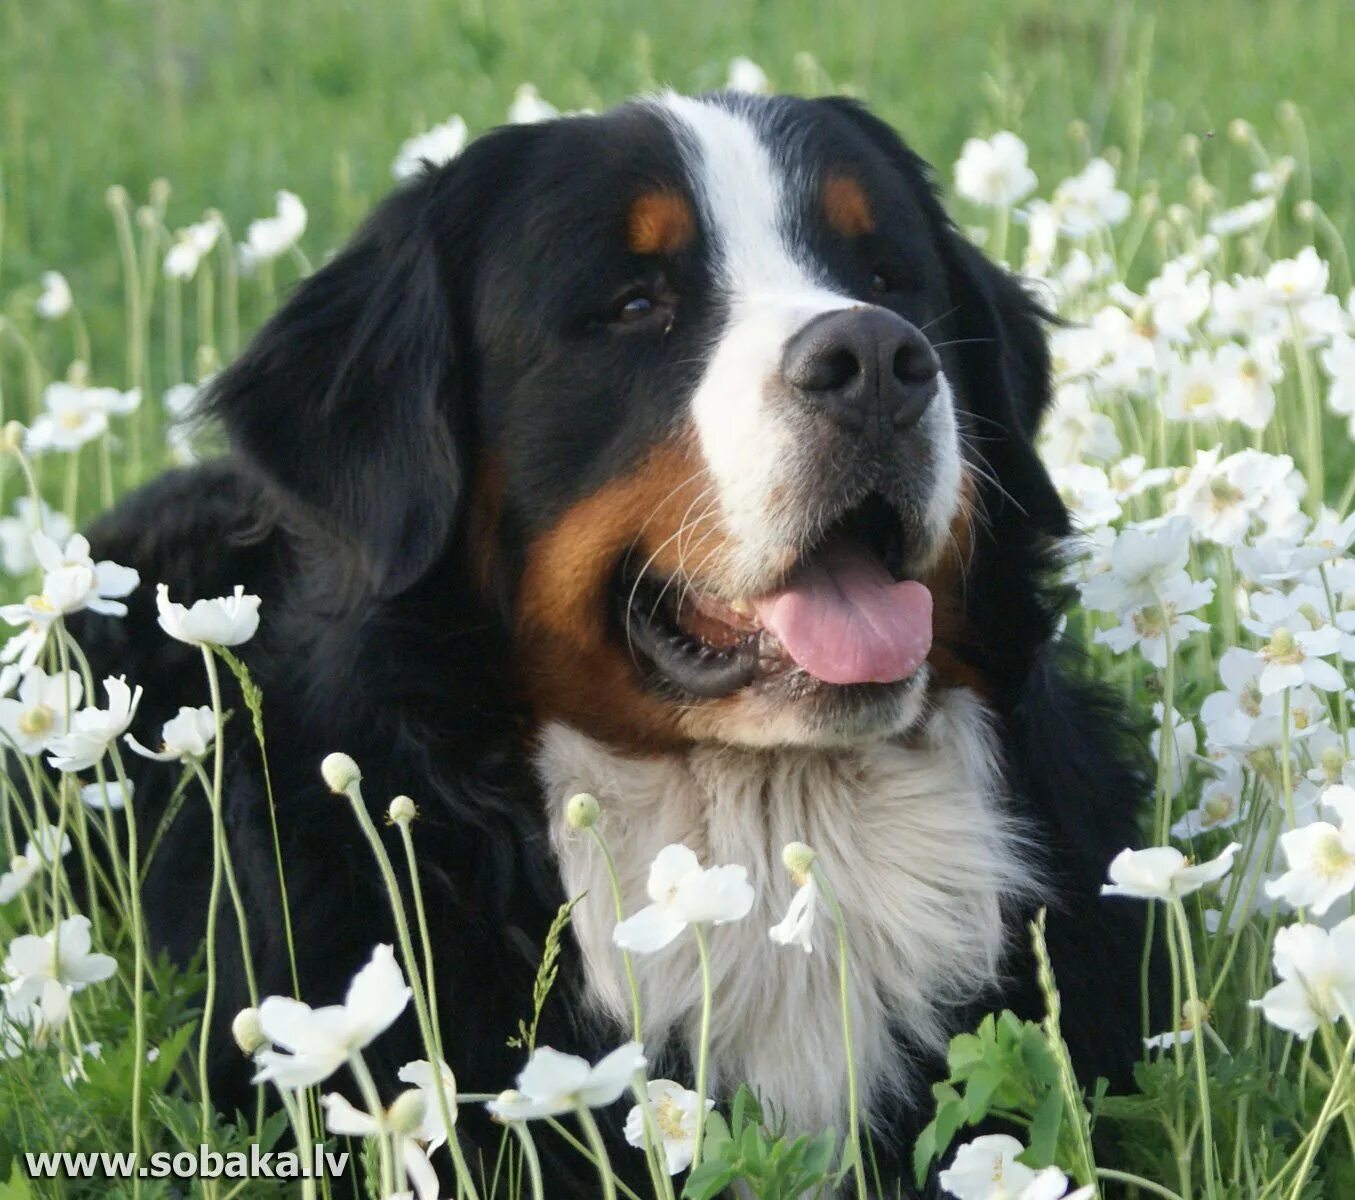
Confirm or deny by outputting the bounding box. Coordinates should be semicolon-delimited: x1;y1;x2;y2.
751;546;933;685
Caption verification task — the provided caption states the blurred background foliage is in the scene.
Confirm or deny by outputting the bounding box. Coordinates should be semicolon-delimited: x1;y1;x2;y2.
2;0;1352;361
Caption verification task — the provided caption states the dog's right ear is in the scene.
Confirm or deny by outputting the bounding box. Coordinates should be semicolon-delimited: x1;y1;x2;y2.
208;125;537;598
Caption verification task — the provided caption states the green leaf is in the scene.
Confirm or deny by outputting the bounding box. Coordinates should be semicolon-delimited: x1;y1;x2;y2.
962;1065;1006;1122
1025;1088;1064;1167
682;1160;737;1200
913;1119;939;1188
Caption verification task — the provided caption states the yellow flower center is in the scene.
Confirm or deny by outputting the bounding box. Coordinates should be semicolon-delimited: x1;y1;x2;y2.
655;1096;687;1142
25;594;56;614
57;410;87;431
1313;833;1355;880
1263;627;1303;665
1183;381;1216;412
17;705;54;737
1208;477;1244;509
1202;793;1236;824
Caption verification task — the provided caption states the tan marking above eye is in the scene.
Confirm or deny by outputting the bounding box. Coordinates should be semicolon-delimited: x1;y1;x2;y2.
823;173;875;237
627;190;696;256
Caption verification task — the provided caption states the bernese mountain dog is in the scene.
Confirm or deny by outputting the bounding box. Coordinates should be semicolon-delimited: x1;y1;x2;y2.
71;91;1150;1194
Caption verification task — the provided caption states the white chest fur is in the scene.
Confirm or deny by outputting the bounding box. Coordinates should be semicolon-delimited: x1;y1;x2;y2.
538;688;1038;1137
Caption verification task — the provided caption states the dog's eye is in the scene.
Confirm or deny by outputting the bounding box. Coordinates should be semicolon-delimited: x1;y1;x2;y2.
870;267;895;296
612;289;657;324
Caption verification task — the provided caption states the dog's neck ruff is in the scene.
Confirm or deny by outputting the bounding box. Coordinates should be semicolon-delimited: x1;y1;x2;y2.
538;687;1038;1137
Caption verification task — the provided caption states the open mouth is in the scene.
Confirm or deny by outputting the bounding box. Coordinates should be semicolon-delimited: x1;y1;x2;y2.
617;494;934;700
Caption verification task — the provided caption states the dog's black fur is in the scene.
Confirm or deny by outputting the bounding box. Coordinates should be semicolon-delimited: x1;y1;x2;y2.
64;94;1152;1195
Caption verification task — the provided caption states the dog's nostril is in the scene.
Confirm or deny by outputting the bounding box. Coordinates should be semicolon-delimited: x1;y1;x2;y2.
803;347;861;393
892;343;937;385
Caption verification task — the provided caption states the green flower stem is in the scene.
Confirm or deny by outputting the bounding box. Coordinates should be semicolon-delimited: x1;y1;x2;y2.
1096;1169;1186;1200
810;863;867;1200
574;1101;618;1200
348;1049;395;1197
541;1117;645;1200
587;825;644;1044
1289;310;1324;515
277;1088;318;1200
690;921;715;1171
582;823;674;1200
199;650;259;1006
509;1120;545;1200
1170;899;1220;1200
338;778;480;1200
191;760;259;1007
107;745;147;1183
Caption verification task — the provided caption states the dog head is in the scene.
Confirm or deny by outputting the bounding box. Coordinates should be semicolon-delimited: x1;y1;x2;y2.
211;92;1066;752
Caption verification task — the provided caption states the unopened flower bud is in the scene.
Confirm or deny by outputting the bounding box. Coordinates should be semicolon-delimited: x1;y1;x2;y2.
1295;200;1317;223
1181;997;1211;1029
321;751;362;795
388;794;417;826
1227;119;1254;145
782;841;817;885
490;1089;522;1124
231;1007;265;1055
149;177;172;207
1179;133;1200;158
2;422;27;454
105;184;129;209
66;360;90;387
387;1089;427;1137
1277;100;1299;125
565;792;600;830
135;205;157;231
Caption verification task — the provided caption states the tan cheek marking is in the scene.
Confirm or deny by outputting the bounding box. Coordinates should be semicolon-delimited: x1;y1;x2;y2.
514;431;730;751
922;469;990;696
823;173;875;238
627;190;696;256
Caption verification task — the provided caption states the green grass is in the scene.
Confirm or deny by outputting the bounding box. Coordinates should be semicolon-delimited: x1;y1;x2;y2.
3;0;1353;376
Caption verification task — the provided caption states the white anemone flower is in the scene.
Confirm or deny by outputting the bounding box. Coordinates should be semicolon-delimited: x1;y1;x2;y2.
1264;246;1330;308
125;706;215;763
45;676;144;773
17;532;139;618
612;843;755;953
241;191;307;266
0;499;73;578
1039;381;1122;467
321;1093;439;1200
623;1079;714;1175
507;84;558;125
0;855;40;905
34;272;73;320
3;915;116;1014
26;383;108;453
392;115;468;181
1052;158;1131;237
1143;261;1211;343
1172;763;1247;839
396;1058;458;1153
0;667;83;754
80;778;131;811
939;1133;1092;1199
487;1042;646;1121
1078;516;1194;613
1169;447;1302;547
1252;917;1355;1038
1208;196;1275;237
253;944;411;1090
163;218;222;280
1265;819;1355;915
1322;335;1355;436
1050;464;1122;529
953;132;1038;208
769;874;818;953
725;56;770;94
1101;842;1241;901
156;583;261;646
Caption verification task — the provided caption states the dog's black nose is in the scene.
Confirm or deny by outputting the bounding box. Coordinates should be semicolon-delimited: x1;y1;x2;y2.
782;308;940;432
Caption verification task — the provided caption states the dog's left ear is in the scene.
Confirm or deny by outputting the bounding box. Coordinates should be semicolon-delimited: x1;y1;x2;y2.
819;98;1067;537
